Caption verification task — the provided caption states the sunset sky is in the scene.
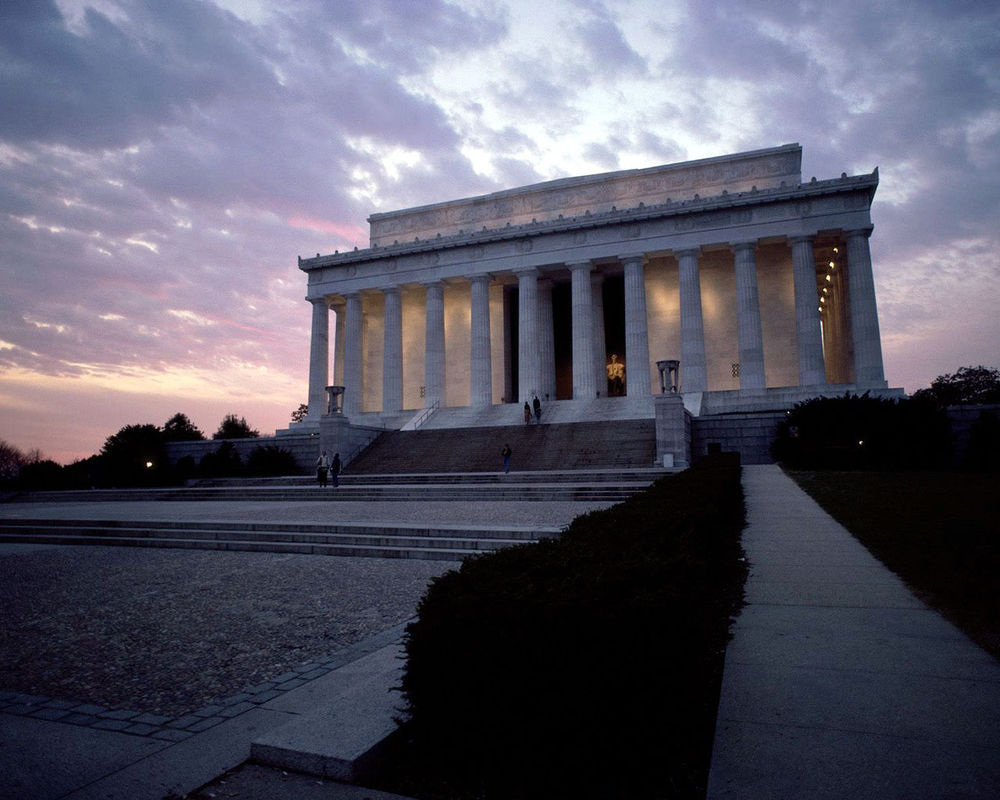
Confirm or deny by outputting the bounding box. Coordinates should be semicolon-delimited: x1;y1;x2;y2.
2;0;998;464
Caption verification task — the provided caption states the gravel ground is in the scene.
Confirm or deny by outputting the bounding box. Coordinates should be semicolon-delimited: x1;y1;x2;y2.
0;546;455;718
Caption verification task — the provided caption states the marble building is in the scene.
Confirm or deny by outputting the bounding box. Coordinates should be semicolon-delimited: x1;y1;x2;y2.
296;144;889;440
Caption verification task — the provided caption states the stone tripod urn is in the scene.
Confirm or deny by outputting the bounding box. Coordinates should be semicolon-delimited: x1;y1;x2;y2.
656;360;681;393
325;385;345;415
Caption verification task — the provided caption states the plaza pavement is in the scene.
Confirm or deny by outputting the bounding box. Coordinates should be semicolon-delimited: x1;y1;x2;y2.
2;471;999;798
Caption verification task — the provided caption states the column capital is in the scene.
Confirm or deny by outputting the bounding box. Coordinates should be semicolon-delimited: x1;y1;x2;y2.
379;284;401;296
566;260;593;272
730;240;757;254
673;247;701;260
513;267;540;279
787;235;816;246
308;295;331;308
618;252;647;266
845;226;874;239
468;273;493;285
422;278;445;289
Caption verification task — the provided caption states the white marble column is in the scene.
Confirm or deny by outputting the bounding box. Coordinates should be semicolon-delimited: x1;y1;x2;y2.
790;236;827;386
622;254;652;397
307;297;330;421
517;268;540;401
845;228;887;388
332;300;345;387
382;286;403;414
538;278;556;400
469;274;492;407
342;292;363;418
569;261;596;399
424;281;445;408
591;271;607;396
732;241;766;393
676;248;708;393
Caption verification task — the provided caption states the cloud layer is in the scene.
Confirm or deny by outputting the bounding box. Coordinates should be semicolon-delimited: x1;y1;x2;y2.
2;0;998;462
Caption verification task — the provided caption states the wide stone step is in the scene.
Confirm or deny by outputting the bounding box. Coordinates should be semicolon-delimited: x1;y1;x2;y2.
0;518;554;561
5;483;648;504
191;468;669;487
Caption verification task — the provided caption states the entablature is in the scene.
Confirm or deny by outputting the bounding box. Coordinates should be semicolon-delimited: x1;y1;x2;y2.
302;170;879;301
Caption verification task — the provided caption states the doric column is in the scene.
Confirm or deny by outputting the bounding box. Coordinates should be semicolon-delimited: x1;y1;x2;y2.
424;281;445;408
845;228;888;389
569;261;596;399
342;292;363;418
332;300;346;387
732;241;766;393
591;271;607;396
790;236;827;386
676;248;708;393
538;278;556;400
307;297;330;421
622;254;651;397
517;268;540;400
382;286;403;414
469;274;493;408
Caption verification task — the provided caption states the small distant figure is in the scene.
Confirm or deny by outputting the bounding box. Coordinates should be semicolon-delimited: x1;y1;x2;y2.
331;452;342;487
501;443;512;474
316;451;330;487
524;401;532;425
533;395;542;424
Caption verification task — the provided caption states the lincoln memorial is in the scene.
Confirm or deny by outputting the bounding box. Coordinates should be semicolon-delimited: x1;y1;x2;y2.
293;144;895;465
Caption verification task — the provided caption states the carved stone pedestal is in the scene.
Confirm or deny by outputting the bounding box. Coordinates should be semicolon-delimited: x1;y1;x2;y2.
655;393;691;469
319;413;350;464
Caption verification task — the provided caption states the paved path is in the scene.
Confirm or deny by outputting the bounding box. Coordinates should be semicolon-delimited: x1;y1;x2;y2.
707;465;1000;799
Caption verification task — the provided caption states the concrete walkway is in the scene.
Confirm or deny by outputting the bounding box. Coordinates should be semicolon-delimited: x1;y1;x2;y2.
707;465;1000;799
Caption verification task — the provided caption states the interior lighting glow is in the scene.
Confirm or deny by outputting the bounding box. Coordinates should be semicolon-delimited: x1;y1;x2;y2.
829;261;835;268
826;274;833;282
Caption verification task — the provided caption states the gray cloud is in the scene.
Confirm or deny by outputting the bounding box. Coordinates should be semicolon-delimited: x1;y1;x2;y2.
1;0;998;461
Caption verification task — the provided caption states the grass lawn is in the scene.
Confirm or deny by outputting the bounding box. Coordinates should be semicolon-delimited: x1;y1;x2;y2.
787;469;1000;661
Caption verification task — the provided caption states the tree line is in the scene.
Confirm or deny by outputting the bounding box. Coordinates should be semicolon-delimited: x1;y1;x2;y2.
0;412;303;491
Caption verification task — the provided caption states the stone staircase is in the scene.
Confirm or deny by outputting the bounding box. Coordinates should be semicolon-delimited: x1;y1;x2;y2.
347;419;657;473
0;517;559;561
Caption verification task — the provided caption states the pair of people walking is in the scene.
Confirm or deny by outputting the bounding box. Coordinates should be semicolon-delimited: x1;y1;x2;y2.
523;395;542;424
316;451;341;487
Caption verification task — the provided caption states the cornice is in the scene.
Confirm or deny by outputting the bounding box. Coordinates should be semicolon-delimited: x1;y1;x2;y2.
299;170;878;274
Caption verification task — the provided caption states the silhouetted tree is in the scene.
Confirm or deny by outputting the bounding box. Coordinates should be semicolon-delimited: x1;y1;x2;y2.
291;403;308;423
100;423;168;486
212;414;260;440
0;440;26;481
913;365;1000;406
162;412;205;441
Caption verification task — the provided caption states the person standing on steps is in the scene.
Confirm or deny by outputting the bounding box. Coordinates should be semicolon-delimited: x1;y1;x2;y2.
316;451;330;487
533;395;542;424
331;452;341;487
501;443;512;474
524;401;532;424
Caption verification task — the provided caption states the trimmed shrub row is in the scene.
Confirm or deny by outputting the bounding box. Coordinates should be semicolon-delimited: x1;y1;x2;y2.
771;393;952;470
396;454;747;799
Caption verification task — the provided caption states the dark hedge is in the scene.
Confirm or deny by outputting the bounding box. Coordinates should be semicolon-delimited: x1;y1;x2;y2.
396;454;747;799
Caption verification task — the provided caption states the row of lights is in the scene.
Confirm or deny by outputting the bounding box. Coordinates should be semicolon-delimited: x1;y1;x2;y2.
818;246;839;314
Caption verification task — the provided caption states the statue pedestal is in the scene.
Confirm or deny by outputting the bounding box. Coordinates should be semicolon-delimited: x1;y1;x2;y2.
319;413;350;463
654;393;691;469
